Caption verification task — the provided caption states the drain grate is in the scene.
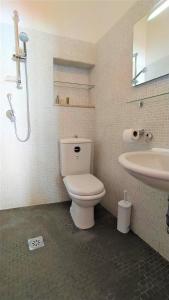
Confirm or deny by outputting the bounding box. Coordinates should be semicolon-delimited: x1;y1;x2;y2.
28;236;44;251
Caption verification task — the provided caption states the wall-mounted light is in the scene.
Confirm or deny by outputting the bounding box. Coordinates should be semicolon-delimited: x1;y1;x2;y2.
148;0;169;21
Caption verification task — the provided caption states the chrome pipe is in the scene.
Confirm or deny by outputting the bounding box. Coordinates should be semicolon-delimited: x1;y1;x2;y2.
13;10;22;89
133;52;138;82
132;67;147;84
13;10;19;55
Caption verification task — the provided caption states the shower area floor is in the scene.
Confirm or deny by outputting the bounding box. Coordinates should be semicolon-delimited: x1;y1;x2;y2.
0;202;169;300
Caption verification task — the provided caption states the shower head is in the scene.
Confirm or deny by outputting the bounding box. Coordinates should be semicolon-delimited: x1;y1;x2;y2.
19;32;29;58
19;32;29;43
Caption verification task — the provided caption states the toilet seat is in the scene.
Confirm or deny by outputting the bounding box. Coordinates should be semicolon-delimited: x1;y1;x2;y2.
68;189;106;201
63;173;104;196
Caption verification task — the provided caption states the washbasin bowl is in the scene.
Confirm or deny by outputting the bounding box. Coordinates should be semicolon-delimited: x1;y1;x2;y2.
118;148;169;192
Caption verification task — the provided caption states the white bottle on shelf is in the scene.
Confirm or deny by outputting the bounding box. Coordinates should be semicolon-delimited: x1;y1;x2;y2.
55;95;60;104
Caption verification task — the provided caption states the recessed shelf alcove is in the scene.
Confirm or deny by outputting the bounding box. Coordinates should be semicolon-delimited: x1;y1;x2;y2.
53;57;95;108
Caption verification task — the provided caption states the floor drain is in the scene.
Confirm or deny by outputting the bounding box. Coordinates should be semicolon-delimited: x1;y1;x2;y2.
28;236;44;251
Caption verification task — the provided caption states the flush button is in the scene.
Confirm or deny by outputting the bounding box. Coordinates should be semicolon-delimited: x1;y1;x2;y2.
74;146;80;153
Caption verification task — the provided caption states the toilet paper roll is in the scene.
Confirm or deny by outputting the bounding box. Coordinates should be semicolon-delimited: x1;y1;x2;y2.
123;129;140;143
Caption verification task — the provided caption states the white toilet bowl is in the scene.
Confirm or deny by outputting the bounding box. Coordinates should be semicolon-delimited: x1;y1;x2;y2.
63;173;106;229
69;190;106;229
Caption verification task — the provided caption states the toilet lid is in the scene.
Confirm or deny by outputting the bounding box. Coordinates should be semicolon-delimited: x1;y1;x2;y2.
63;174;104;196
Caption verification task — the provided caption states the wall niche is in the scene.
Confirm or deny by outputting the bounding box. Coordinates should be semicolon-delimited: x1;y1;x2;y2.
53;57;95;108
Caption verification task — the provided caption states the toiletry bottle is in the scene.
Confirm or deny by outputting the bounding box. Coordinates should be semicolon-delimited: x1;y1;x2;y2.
56;95;60;104
66;97;70;105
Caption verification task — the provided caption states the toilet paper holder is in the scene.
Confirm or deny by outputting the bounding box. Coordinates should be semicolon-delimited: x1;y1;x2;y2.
133;129;144;137
139;129;144;135
135;129;153;142
123;128;153;143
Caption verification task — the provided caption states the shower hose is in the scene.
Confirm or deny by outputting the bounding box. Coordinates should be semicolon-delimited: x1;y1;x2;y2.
7;60;31;142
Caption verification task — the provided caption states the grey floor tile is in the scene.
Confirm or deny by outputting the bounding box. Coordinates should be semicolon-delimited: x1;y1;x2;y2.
0;202;169;300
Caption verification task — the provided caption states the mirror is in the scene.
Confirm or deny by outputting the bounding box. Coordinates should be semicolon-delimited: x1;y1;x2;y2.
132;0;169;86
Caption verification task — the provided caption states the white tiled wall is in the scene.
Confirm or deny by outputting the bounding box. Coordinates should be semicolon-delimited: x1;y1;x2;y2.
92;0;169;261
0;24;95;210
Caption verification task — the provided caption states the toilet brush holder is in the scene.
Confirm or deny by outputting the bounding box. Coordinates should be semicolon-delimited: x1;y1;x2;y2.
117;190;132;234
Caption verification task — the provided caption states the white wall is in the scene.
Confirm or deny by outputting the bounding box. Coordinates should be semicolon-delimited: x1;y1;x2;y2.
0;23;95;210
92;0;169;261
1;0;137;43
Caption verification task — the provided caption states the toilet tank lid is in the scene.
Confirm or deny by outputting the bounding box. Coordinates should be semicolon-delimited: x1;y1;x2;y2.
60;138;92;144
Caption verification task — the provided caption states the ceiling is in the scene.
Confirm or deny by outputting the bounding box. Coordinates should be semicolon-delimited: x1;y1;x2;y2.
1;0;137;43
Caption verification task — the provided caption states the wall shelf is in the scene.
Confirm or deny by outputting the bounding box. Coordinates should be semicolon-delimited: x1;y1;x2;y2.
54;104;95;108
53;80;95;90
53;57;95;70
126;91;169;104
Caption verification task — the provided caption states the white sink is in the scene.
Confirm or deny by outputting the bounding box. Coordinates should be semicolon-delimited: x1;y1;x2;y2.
118;148;169;192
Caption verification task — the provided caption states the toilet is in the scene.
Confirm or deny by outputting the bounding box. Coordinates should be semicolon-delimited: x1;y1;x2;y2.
60;138;106;229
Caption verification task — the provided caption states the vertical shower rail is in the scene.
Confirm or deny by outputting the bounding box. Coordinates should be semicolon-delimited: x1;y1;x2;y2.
13;10;22;89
